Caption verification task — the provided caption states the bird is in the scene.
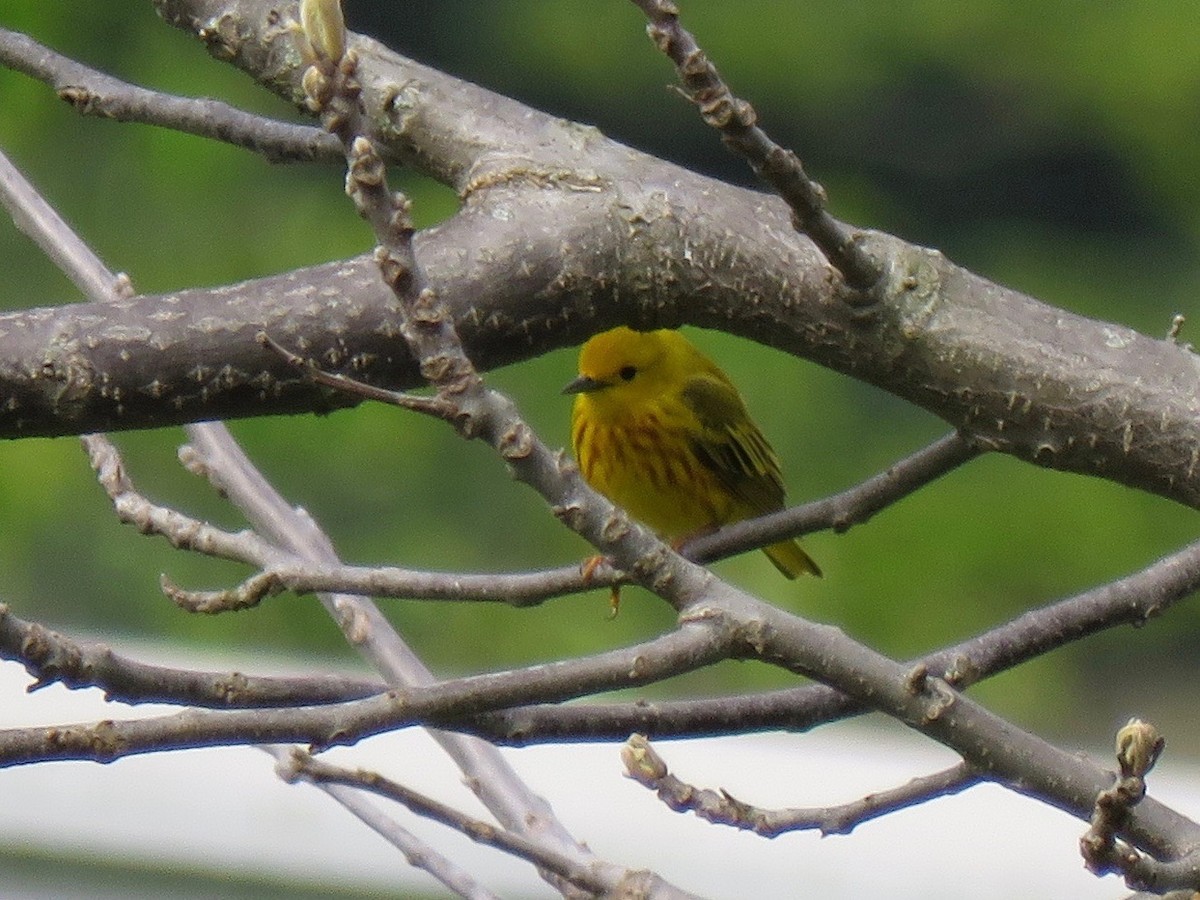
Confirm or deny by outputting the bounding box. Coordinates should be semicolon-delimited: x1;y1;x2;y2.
563;326;820;579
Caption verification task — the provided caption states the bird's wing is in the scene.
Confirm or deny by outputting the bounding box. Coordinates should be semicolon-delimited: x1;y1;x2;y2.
679;373;786;514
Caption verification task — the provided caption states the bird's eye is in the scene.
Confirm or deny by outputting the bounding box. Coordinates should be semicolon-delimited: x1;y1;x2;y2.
619;365;637;381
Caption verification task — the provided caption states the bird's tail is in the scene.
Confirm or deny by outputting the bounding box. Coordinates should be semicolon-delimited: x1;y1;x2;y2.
763;540;822;579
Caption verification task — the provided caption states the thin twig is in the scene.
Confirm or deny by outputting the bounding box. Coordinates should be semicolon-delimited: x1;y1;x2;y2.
622;734;979;837
757;762;979;837
86;429;613;609
258;331;456;419
0;148;130;302
276;747;614;897
260;746;502;900
685;431;978;563
629;0;880;293
0;604;383;706
83;432;285;567
0;27;340;164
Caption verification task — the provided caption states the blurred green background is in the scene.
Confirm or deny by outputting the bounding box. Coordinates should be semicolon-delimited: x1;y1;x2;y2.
2;1;1199;747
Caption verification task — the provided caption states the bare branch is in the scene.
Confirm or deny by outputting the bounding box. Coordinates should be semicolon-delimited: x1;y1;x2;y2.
161;562;607;612
0;27;339;163
0;621;729;767
684;430;978;562
260;746;504;900
622;734;978;837
0;148;130;302
87;427;612;608
758;762;979;837
435;535;1200;744
84;431;283;569
259;330;456;419
0;604;382;706
1079;720;1198;894
630;0;881;292
276;747;616;898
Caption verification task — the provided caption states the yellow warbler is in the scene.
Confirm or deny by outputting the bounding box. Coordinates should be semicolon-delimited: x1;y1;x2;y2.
563;326;820;579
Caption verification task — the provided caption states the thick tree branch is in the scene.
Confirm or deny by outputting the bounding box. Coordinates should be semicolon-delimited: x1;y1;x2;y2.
0;10;1197;514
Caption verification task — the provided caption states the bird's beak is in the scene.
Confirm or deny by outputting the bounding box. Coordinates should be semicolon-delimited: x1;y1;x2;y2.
561;374;607;395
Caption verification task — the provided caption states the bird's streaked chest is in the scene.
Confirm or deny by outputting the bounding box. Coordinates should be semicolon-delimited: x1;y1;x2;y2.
571;410;732;538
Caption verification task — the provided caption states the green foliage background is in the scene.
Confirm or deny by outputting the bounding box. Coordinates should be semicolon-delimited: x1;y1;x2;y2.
2;2;1199;744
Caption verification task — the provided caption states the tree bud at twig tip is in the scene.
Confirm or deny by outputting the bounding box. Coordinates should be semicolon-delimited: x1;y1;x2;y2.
1167;313;1189;348
1116;718;1164;779
622;734;668;783
275;748;308;783
300;0;346;63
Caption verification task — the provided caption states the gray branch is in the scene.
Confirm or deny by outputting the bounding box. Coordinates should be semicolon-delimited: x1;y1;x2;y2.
0;13;1198;512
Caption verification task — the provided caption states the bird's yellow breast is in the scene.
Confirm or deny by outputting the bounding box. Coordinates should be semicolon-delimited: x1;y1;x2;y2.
571;402;734;538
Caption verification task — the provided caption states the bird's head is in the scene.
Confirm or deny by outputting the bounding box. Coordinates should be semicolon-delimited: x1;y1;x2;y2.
562;327;687;414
